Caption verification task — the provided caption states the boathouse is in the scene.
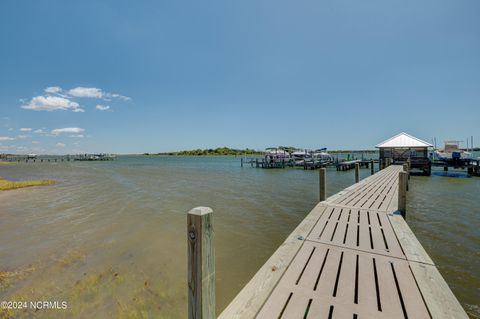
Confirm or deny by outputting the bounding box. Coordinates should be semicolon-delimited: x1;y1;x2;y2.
376;132;433;175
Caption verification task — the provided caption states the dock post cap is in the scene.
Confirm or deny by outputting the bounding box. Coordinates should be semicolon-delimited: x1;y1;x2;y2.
188;207;213;216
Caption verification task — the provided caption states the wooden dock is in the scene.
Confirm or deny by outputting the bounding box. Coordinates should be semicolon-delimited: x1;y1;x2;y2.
218;165;467;319
432;158;480;177
0;154;115;163
241;158;376;171
336;160;361;171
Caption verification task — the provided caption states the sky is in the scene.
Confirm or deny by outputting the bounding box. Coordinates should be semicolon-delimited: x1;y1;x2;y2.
0;0;479;154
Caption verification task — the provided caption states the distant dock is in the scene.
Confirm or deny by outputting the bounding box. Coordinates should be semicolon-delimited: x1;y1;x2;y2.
0;154;116;163
242;157;379;171
432;158;480;176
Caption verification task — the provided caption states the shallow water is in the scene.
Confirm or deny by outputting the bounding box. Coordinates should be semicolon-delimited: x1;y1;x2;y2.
0;156;478;318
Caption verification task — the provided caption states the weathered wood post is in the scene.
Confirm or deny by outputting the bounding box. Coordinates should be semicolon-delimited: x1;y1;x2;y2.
403;163;409;191
187;207;215;319
370;160;374;175
407;158;411;180
240;158;243;168
319;168;326;202
355;162;360;183
398;172;407;218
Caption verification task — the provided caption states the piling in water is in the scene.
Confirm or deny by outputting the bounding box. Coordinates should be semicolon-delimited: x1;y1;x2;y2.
319;168;326;202
187;207;215;319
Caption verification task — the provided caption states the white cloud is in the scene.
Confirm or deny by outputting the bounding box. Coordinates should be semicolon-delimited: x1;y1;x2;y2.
56;142;66;148
70;134;84;138
0;136;15;141
17;135;30;139
51;127;85;135
67;86;131;101
20;86;130;115
21;95;84;112
68;87;103;98
96;104;110;111
45;86;62;94
20;128;32;132
105;93;131;101
32;141;40;144
8;128;14;131
34;129;46;134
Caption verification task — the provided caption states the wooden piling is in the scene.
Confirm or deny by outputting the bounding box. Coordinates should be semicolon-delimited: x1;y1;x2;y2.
370;160;374;175
319;168;326;202
241;158;243;167
403;163;409;191
187;207;215;319
398;171;407;218
407;158;411;180
355;162;360;183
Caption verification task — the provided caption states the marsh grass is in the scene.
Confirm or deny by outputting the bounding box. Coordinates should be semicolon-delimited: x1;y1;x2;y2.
0;177;54;191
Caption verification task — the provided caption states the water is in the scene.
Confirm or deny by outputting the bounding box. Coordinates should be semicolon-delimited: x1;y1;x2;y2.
0;156;478;318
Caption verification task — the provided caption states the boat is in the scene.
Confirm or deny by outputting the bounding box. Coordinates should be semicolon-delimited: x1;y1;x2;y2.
434;141;473;161
311;148;334;162
27;153;37;159
291;150;311;160
291;148;334;166
264;148;291;164
74;153;116;161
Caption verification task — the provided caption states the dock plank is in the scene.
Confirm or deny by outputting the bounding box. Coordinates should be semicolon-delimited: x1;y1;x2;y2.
256;242;431;319
410;262;469;319
388;212;434;265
